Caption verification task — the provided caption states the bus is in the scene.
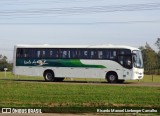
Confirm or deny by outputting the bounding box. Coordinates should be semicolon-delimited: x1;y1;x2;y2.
13;44;144;83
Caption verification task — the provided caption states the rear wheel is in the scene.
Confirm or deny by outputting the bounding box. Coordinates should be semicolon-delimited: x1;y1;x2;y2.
107;73;118;83
44;71;55;82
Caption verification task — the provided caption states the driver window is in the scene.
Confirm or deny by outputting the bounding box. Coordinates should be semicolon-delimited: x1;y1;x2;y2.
118;49;132;69
125;56;132;68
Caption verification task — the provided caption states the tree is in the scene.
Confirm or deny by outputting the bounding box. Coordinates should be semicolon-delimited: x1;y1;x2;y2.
140;43;158;74
0;54;12;71
155;38;160;59
0;55;7;66
155;38;160;50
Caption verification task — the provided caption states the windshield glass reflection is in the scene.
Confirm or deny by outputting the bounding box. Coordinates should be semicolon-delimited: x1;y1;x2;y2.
133;50;143;68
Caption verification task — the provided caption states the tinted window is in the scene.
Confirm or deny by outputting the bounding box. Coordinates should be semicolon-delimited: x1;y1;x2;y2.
119;49;131;55
16;48;129;61
70;49;79;59
89;49;97;59
118;49;132;69
59;49;71;59
98;49;117;60
48;49;59;58
78;49;88;59
108;49;117;60
16;48;31;58
97;50;103;59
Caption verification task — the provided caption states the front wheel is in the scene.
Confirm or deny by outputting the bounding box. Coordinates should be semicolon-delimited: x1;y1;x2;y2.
44;71;55;82
107;73;118;83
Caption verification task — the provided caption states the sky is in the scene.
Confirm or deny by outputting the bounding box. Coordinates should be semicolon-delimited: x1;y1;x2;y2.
0;0;160;60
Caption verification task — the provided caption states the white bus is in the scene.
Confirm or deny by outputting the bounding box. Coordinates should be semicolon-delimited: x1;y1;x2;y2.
13;44;144;83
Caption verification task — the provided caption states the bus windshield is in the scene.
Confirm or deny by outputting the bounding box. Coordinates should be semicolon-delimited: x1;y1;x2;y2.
132;50;143;68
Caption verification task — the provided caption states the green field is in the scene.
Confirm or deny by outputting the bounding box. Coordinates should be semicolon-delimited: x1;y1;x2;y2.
0;72;160;113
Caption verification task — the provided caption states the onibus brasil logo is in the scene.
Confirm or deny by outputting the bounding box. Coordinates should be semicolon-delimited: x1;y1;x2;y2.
2;108;42;113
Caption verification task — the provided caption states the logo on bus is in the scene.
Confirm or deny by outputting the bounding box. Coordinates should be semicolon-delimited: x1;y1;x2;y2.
24;59;48;66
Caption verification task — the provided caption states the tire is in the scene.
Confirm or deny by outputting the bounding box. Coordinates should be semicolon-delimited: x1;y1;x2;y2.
44;71;55;82
107;73;118;83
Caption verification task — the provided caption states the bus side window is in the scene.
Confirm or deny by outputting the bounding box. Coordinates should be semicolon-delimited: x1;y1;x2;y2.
125;56;132;68
37;50;41;58
42;50;46;58
79;49;88;59
98;51;103;59
49;49;56;58
84;50;88;59
50;50;53;57
31;49;37;58
118;56;124;65
70;49;75;59
36;49;47;58
90;51;94;59
103;50;109;59
56;49;59;58
89;49;97;59
23;49;29;58
72;49;79;59
17;48;23;58
118;50;125;65
77;50;81;58
109;50;117;60
68;50;71;58
59;49;69;59
62;50;68;58
118;49;132;68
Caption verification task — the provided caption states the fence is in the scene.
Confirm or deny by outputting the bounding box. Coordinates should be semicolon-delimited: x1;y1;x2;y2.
144;65;160;75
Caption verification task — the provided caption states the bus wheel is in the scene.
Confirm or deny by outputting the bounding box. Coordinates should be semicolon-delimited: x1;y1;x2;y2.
44;71;55;82
107;73;118;83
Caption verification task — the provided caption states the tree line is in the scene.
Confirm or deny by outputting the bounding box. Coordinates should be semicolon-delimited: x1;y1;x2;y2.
0;39;160;74
140;38;160;75
0;54;12;71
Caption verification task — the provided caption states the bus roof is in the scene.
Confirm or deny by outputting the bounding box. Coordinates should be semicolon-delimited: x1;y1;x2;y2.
14;44;139;51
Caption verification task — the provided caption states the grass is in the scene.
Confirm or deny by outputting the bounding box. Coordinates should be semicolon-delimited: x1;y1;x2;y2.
0;72;160;113
139;75;160;82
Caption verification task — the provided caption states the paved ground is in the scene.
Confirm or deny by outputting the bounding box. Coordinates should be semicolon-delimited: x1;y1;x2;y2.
13;79;160;87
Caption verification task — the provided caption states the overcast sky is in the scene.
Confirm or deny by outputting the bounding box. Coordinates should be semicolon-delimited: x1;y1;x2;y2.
0;0;160;60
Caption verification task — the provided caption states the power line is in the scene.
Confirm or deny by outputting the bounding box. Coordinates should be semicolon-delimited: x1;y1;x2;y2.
0;0;94;5
1;20;160;25
0;2;160;18
0;48;13;51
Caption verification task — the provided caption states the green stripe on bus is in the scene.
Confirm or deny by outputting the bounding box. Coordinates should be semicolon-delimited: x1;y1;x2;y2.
16;59;106;68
